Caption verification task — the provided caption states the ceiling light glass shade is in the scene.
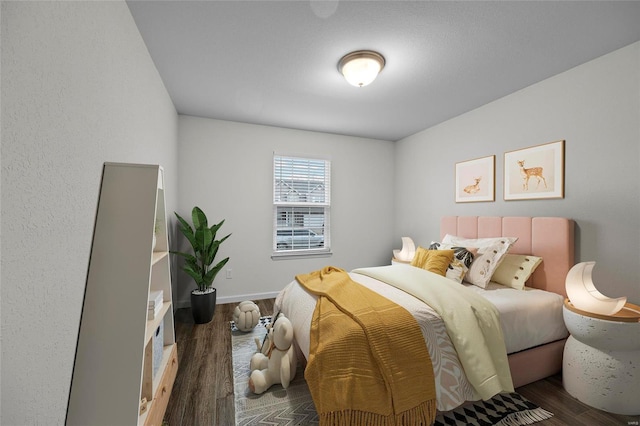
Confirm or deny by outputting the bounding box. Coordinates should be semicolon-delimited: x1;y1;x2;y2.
338;50;385;87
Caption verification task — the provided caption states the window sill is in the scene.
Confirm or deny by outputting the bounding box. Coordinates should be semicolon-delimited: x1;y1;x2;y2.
271;249;333;260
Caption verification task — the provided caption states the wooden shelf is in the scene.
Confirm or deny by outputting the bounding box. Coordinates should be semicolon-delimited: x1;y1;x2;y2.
67;163;177;426
138;344;178;426
145;302;171;346
152;251;168;265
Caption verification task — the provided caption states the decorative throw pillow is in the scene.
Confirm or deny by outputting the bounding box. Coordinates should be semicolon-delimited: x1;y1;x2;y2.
428;242;477;283
410;247;454;276
441;235;518;288
441;234;518;251
491;254;543;290
429;242;477;267
444;258;469;283
460;242;511;288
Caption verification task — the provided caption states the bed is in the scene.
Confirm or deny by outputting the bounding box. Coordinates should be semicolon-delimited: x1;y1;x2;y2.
275;216;575;412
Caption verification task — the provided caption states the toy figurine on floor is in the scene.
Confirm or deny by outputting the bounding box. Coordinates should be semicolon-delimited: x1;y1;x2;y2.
233;300;261;332
248;313;297;394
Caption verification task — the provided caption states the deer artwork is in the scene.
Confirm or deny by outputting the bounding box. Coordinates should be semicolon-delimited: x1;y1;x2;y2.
463;176;482;194
517;160;547;190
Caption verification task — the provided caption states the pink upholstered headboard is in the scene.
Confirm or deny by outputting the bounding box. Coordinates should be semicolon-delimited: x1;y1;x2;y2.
440;216;575;296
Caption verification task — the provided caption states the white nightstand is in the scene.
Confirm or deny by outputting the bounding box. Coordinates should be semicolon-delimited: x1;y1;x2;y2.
562;299;640;415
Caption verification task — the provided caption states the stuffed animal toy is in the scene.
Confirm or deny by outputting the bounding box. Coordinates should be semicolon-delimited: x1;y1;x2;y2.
251;312;285;367
249;313;297;394
254;319;273;357
233;301;260;332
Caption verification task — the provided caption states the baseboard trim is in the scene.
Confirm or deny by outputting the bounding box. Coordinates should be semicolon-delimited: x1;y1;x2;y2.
218;291;281;304
174;291;280;310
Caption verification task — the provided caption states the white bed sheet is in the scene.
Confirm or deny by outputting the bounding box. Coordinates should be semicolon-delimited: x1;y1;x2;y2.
463;281;568;354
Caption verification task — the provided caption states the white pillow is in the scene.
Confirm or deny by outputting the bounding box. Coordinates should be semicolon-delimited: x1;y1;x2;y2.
441;235;518;288
491;254;543;290
441;234;518;251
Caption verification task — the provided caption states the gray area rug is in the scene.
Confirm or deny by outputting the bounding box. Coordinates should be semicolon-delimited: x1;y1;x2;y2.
231;317;552;426
232;318;319;425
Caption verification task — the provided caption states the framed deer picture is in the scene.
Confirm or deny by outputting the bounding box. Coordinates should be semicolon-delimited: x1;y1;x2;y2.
504;140;565;200
455;155;495;203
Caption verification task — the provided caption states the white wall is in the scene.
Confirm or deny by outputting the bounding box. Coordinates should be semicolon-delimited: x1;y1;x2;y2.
1;2;178;424
176;116;395;306
395;41;640;303
2;2;637;423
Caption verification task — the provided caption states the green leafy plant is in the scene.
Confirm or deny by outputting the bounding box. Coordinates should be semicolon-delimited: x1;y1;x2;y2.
172;206;231;292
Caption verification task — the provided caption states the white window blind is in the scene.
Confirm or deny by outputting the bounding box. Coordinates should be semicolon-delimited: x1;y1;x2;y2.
273;155;331;256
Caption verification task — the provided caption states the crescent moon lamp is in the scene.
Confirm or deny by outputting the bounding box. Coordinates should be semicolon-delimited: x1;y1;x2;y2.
393;237;416;262
565;261;626;316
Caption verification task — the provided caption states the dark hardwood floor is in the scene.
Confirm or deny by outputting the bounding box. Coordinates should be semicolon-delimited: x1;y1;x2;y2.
164;299;637;426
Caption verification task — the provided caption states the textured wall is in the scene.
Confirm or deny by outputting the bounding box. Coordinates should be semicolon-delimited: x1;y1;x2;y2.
176;116;395;307
395;41;640;304
1;2;177;424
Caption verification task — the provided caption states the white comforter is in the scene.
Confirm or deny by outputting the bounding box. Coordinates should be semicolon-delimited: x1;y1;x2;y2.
274;265;568;412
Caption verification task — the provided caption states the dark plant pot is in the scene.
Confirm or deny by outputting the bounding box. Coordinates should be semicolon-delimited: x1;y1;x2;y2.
190;288;216;324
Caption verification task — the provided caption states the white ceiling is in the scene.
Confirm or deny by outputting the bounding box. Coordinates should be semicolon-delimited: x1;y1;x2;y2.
127;1;640;142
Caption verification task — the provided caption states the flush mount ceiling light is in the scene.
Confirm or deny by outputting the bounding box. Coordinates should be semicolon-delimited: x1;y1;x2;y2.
338;50;385;87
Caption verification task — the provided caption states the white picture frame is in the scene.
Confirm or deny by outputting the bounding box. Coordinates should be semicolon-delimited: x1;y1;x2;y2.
455;155;495;203
504;140;565;200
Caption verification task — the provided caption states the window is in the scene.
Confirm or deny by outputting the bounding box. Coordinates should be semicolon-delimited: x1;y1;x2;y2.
273;155;330;257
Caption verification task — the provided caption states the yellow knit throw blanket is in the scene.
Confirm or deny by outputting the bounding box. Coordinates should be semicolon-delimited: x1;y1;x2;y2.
295;266;436;426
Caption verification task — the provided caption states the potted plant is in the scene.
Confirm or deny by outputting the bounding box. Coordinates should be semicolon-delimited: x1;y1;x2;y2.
172;206;231;324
